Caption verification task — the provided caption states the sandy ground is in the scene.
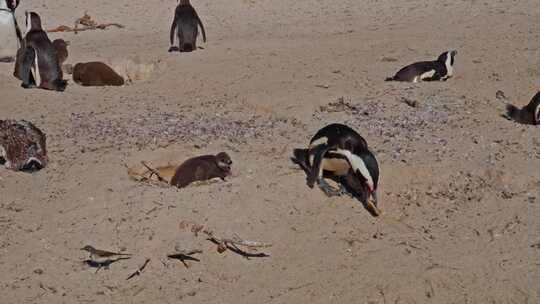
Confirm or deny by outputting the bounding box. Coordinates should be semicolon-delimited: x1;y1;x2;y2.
1;0;540;303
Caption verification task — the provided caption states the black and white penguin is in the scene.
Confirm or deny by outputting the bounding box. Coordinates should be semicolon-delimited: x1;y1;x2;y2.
385;50;457;82
505;91;540;125
0;0;21;62
292;123;380;207
168;0;206;52
18;11;67;91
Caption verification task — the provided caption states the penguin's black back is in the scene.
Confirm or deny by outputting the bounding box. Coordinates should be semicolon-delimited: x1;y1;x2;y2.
25;29;62;85
310;123;368;154
524;91;540;120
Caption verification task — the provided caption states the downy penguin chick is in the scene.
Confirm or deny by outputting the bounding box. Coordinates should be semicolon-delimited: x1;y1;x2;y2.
52;39;68;65
170;152;232;188
385;50;457;82
72;62;124;86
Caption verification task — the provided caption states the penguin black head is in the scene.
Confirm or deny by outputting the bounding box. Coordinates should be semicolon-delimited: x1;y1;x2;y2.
437;50;457;63
342;149;380;206
6;0;19;11
25;11;42;33
215;152;232;174
435;50;457;78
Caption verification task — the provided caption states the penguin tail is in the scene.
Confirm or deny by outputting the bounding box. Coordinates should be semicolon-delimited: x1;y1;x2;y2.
54;79;68;92
180;43;194;52
385;76;395;81
505;104;519;121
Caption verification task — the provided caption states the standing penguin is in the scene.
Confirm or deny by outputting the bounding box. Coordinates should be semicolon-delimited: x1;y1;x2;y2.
505;91;540;125
18;11;67;91
292;123;380;207
0;0;21;62
385;50;457;82
169;0;206;52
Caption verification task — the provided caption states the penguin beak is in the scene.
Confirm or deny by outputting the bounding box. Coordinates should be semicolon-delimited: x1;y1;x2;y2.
370;190;378;207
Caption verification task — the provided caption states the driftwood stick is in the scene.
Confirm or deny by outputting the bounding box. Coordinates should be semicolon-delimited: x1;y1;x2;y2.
126;258;151;280
47;23;124;33
141;161;167;183
203;229;273;249
178;221;272;257
167;249;202;268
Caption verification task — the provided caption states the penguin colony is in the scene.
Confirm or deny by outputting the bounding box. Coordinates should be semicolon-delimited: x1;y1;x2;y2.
0;0;538;218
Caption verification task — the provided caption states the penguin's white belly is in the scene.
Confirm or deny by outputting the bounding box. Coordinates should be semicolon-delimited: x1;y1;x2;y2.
321;158;349;176
0;10;18;59
419;69;436;80
32;48;41;86
308;151;349;176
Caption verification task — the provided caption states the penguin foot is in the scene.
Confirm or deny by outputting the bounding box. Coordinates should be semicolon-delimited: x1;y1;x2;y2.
168;46;180;52
318;179;341;197
337;184;354;198
21;83;36;89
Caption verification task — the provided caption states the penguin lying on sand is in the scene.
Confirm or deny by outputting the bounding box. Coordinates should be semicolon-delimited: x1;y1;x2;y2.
292;123;379;208
385;50;457;83
170;152;232;188
505;91;540;125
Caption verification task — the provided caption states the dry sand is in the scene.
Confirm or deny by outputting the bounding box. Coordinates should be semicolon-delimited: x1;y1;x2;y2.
1;0;539;303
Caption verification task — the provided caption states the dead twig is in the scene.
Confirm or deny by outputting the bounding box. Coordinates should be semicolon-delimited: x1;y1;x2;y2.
126;259;151;280
167;250;202;268
203;230;271;258
179;221;272;258
141;161;167;183
179;220;204;236
203;230;273;249
47;23;124;33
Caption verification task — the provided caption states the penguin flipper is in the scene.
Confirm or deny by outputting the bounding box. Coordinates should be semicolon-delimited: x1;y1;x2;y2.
169;17;178;47
20;47;36;88
196;14;206;43
292;149;310;173
307;144;335;188
505;104;520;121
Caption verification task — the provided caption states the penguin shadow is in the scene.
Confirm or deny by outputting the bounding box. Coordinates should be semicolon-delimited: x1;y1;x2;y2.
168;46;205;52
290;154;380;218
83;257;130;273
0;57;15;63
